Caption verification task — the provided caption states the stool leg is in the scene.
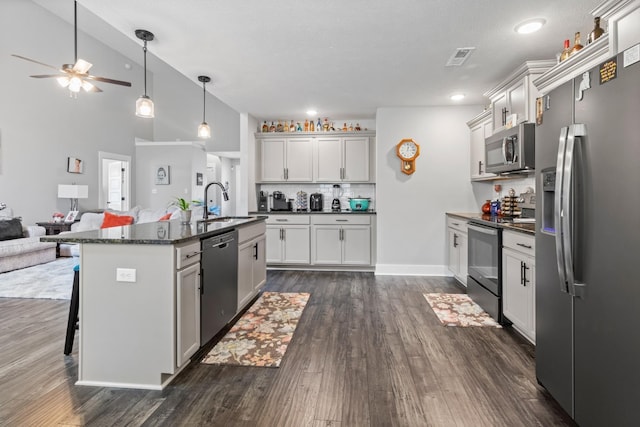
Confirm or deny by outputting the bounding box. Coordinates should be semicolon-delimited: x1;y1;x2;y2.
64;270;80;355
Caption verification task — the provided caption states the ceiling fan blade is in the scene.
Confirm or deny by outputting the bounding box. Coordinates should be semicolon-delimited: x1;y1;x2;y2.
11;54;62;71
29;74;66;79
73;58;93;74
82;81;103;93
86;75;132;87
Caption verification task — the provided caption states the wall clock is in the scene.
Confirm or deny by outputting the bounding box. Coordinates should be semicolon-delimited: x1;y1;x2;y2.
396;138;420;175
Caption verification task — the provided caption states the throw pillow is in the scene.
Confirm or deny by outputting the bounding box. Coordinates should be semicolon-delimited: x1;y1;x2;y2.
158;213;172;221
101;211;134;229
0;218;23;241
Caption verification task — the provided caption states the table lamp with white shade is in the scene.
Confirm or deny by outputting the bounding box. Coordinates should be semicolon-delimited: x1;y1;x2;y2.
58;184;88;211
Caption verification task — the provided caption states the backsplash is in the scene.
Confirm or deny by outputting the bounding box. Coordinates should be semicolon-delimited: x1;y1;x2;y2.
258;183;376;211
473;175;536;209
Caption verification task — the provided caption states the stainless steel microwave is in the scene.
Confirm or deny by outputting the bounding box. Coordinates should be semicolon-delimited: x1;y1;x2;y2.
485;123;535;174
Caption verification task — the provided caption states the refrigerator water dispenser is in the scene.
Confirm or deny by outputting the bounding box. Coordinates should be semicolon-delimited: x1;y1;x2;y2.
541;168;556;234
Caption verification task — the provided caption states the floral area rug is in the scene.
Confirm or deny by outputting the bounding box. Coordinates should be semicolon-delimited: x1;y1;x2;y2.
424;293;502;328
201;291;310;367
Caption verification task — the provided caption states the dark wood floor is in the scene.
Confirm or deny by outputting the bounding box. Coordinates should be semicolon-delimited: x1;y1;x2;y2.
0;271;575;426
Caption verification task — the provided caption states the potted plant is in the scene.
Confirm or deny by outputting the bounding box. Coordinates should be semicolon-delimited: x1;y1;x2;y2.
172;197;195;224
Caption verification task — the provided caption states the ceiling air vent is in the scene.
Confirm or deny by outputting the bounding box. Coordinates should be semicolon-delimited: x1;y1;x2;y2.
446;47;476;67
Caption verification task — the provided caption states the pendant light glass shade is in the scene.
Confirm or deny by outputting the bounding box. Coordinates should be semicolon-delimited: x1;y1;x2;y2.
198;75;211;139
135;29;154;118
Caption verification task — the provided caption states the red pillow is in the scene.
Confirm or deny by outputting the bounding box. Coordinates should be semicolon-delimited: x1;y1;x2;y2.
158;213;172;221
101;211;134;229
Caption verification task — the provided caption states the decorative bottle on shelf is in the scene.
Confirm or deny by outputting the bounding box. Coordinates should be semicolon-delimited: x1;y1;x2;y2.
261;121;268;132
304;119;309;132
269;121;276;132
309;119;315;132
559;39;571;62
588;17;604;44
348;123;353;131
276;120;283;132
289;120;295;132
570;32;583;56
322;118;330;132
316;118;322;131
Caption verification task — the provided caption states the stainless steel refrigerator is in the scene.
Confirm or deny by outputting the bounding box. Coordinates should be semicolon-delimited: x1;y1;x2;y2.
535;49;640;426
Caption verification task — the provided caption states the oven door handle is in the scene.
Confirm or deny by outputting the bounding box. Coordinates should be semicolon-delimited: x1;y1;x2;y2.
468;224;498;236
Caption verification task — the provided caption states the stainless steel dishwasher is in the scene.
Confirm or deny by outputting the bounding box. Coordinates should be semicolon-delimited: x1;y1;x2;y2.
200;230;238;345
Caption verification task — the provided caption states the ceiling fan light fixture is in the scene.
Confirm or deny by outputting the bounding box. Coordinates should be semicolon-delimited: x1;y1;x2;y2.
68;75;83;92
136;95;154;118
135;29;155;118
57;76;70;88
197;75;212;139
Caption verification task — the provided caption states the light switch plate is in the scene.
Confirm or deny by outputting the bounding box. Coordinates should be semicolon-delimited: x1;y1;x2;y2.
116;268;136;282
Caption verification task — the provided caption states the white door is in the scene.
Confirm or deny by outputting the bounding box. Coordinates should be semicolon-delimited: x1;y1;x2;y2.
107;161;123;211
99;152;131;211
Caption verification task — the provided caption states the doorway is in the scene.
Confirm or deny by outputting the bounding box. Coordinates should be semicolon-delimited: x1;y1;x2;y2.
98;151;131;211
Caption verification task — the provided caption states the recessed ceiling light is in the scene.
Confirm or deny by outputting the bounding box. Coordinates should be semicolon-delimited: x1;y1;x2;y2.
450;93;465;101
306;109;317;116
515;18;546;34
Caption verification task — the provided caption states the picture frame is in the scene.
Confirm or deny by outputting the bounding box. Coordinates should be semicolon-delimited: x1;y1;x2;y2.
65;210;79;222
196;172;203;186
67;157;83;174
155;165;170;185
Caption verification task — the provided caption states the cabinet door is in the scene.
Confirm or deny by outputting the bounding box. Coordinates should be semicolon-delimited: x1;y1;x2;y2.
469;124;484;179
343;137;369;182
265;226;283;263
447;228;460;277
260;139;286;181
508;80;526;124
502;249;534;341
315;137;342;182
457;232;468;286
253;236;267;291
492;92;508;130
237;241;255;309
285;138;313;181
176;263;200;368
342;225;371;265
311;225;341;264
282;225;310;264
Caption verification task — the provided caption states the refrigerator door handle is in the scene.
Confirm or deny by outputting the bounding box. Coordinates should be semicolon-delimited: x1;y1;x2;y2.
555;127;569;293
563;124;587;297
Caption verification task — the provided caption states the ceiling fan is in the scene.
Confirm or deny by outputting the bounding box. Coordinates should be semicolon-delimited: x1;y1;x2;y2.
12;0;131;94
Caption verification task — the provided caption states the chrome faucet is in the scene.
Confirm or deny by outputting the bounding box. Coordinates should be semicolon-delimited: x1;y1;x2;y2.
203;181;229;219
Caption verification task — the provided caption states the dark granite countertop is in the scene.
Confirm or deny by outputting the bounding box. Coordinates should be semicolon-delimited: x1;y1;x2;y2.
250;210;376;215
40;216;267;245
446;212;535;235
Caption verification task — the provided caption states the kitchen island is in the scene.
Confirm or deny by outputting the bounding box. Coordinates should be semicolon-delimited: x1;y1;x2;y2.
42;216;266;390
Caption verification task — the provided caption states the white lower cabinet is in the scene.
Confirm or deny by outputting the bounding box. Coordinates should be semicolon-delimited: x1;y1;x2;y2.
446;216;468;286
175;241;201;368
502;230;536;343
265;215;310;264
238;222;267;309
311;215;371;266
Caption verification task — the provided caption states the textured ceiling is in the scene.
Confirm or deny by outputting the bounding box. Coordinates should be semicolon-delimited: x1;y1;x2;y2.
34;0;601;121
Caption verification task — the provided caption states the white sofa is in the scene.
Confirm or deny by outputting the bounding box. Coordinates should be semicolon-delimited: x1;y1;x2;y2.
0;207;56;273
59;205;191;257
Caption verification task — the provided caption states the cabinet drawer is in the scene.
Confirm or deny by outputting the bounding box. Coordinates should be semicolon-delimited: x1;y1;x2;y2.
238;221;266;244
266;215;310;225
312;215;371;225
176;241;201;269
503;230;535;256
446;216;467;232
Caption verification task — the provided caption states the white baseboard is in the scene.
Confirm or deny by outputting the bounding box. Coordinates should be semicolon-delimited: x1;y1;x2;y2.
374;264;451;276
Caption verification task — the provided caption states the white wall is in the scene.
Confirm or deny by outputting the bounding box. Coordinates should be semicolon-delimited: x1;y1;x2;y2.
375;106;483;275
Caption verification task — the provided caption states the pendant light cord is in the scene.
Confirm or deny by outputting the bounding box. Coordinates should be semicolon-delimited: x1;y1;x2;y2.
202;81;206;122
143;40;148;96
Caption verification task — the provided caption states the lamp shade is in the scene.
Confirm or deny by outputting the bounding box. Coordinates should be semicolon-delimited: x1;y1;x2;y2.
58;184;89;199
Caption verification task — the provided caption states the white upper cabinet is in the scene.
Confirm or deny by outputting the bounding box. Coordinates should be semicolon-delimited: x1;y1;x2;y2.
315;136;370;182
259;137;313;182
466;110;496;181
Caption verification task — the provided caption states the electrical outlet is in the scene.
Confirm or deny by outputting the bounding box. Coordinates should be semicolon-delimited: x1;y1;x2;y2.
116;268;136;282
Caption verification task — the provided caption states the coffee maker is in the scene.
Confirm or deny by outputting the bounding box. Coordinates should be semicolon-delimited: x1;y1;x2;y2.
309;193;323;211
257;191;268;212
331;184;342;211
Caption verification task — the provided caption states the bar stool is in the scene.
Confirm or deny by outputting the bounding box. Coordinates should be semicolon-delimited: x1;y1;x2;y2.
64;264;80;355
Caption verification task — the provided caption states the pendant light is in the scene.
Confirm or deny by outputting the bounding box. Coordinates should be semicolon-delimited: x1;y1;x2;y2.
135;29;154;118
197;75;211;139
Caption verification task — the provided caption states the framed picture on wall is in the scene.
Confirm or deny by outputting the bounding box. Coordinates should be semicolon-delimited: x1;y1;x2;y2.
155;165;170;185
196;172;203;186
67;157;83;174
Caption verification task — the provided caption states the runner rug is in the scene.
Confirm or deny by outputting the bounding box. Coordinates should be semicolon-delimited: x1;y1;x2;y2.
424;293;502;328
201;291;310;367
